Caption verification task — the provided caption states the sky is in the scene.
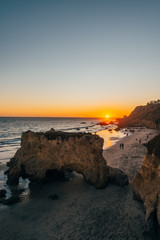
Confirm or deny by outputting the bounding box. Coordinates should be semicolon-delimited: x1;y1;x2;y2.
0;0;160;118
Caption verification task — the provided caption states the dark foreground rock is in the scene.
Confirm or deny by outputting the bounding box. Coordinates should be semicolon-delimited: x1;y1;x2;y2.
0;189;6;198
6;129;128;188
0;195;20;205
132;134;160;238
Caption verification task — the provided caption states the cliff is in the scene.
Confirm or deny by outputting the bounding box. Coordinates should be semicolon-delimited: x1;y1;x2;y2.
6;129;128;189
118;103;160;129
132;134;160;237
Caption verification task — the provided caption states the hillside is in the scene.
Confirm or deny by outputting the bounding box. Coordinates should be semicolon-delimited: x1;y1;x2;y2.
118;103;160;129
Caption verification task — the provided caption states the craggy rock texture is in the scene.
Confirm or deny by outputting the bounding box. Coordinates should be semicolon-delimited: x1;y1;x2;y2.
132;134;160;237
7;129;128;188
118;103;160;129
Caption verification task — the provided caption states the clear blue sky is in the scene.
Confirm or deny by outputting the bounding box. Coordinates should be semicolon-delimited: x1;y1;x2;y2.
0;0;160;117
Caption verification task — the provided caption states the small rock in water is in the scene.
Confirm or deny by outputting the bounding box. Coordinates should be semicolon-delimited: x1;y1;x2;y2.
50;128;55;132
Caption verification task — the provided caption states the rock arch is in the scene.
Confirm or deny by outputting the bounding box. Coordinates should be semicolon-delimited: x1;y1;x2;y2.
7;129;128;188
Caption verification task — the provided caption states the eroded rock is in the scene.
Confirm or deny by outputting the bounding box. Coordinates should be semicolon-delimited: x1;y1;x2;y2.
6;129;128;189
132;134;160;236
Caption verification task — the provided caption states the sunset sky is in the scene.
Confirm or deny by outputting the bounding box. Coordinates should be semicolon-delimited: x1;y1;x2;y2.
1;0;160;118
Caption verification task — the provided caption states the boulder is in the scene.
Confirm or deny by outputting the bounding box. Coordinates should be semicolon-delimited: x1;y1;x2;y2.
6;129;128;189
132;134;160;236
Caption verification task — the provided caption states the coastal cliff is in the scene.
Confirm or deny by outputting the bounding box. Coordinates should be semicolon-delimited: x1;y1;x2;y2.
132;134;160;237
118;103;160;129
6;129;128;189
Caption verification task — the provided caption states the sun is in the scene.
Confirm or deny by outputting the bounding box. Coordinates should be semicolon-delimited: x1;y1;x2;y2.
106;115;109;119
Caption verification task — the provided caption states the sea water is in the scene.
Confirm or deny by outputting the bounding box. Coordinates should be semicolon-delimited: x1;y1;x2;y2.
0;117;126;198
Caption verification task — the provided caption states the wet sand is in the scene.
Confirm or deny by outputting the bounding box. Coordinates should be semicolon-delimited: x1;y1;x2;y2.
0;128;158;240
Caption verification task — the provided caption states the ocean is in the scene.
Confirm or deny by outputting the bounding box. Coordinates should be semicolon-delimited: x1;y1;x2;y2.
0;117;126;197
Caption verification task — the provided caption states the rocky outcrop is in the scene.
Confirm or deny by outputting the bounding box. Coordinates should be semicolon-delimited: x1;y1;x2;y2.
132;134;160;236
118;103;160;129
6;129;128;189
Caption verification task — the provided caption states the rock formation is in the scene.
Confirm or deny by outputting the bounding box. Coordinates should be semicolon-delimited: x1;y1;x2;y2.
118;103;160;129
6;129;128;189
132;134;160;236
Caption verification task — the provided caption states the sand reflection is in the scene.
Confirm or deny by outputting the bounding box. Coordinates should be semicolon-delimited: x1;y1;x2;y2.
97;129;126;149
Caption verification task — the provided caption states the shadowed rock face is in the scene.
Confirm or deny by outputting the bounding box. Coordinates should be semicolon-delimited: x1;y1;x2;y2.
118;103;160;129
132;134;160;236
6;129;128;189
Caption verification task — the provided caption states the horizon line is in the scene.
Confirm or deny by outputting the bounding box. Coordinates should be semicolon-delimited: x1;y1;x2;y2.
0;116;119;119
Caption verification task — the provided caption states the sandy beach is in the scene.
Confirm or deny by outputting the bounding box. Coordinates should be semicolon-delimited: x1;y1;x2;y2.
0;128;158;240
103;127;157;181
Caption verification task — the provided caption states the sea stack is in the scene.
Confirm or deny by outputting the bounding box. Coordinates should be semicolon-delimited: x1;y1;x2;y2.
6;129;128;188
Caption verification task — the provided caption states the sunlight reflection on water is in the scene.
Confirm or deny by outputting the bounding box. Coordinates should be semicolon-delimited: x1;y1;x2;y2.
97;128;126;149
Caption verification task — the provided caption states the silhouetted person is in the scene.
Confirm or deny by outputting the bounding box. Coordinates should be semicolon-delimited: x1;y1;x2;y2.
120;143;122;149
122;143;124;149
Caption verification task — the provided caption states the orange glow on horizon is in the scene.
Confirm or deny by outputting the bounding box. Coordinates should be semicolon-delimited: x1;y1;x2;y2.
0;103;132;119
